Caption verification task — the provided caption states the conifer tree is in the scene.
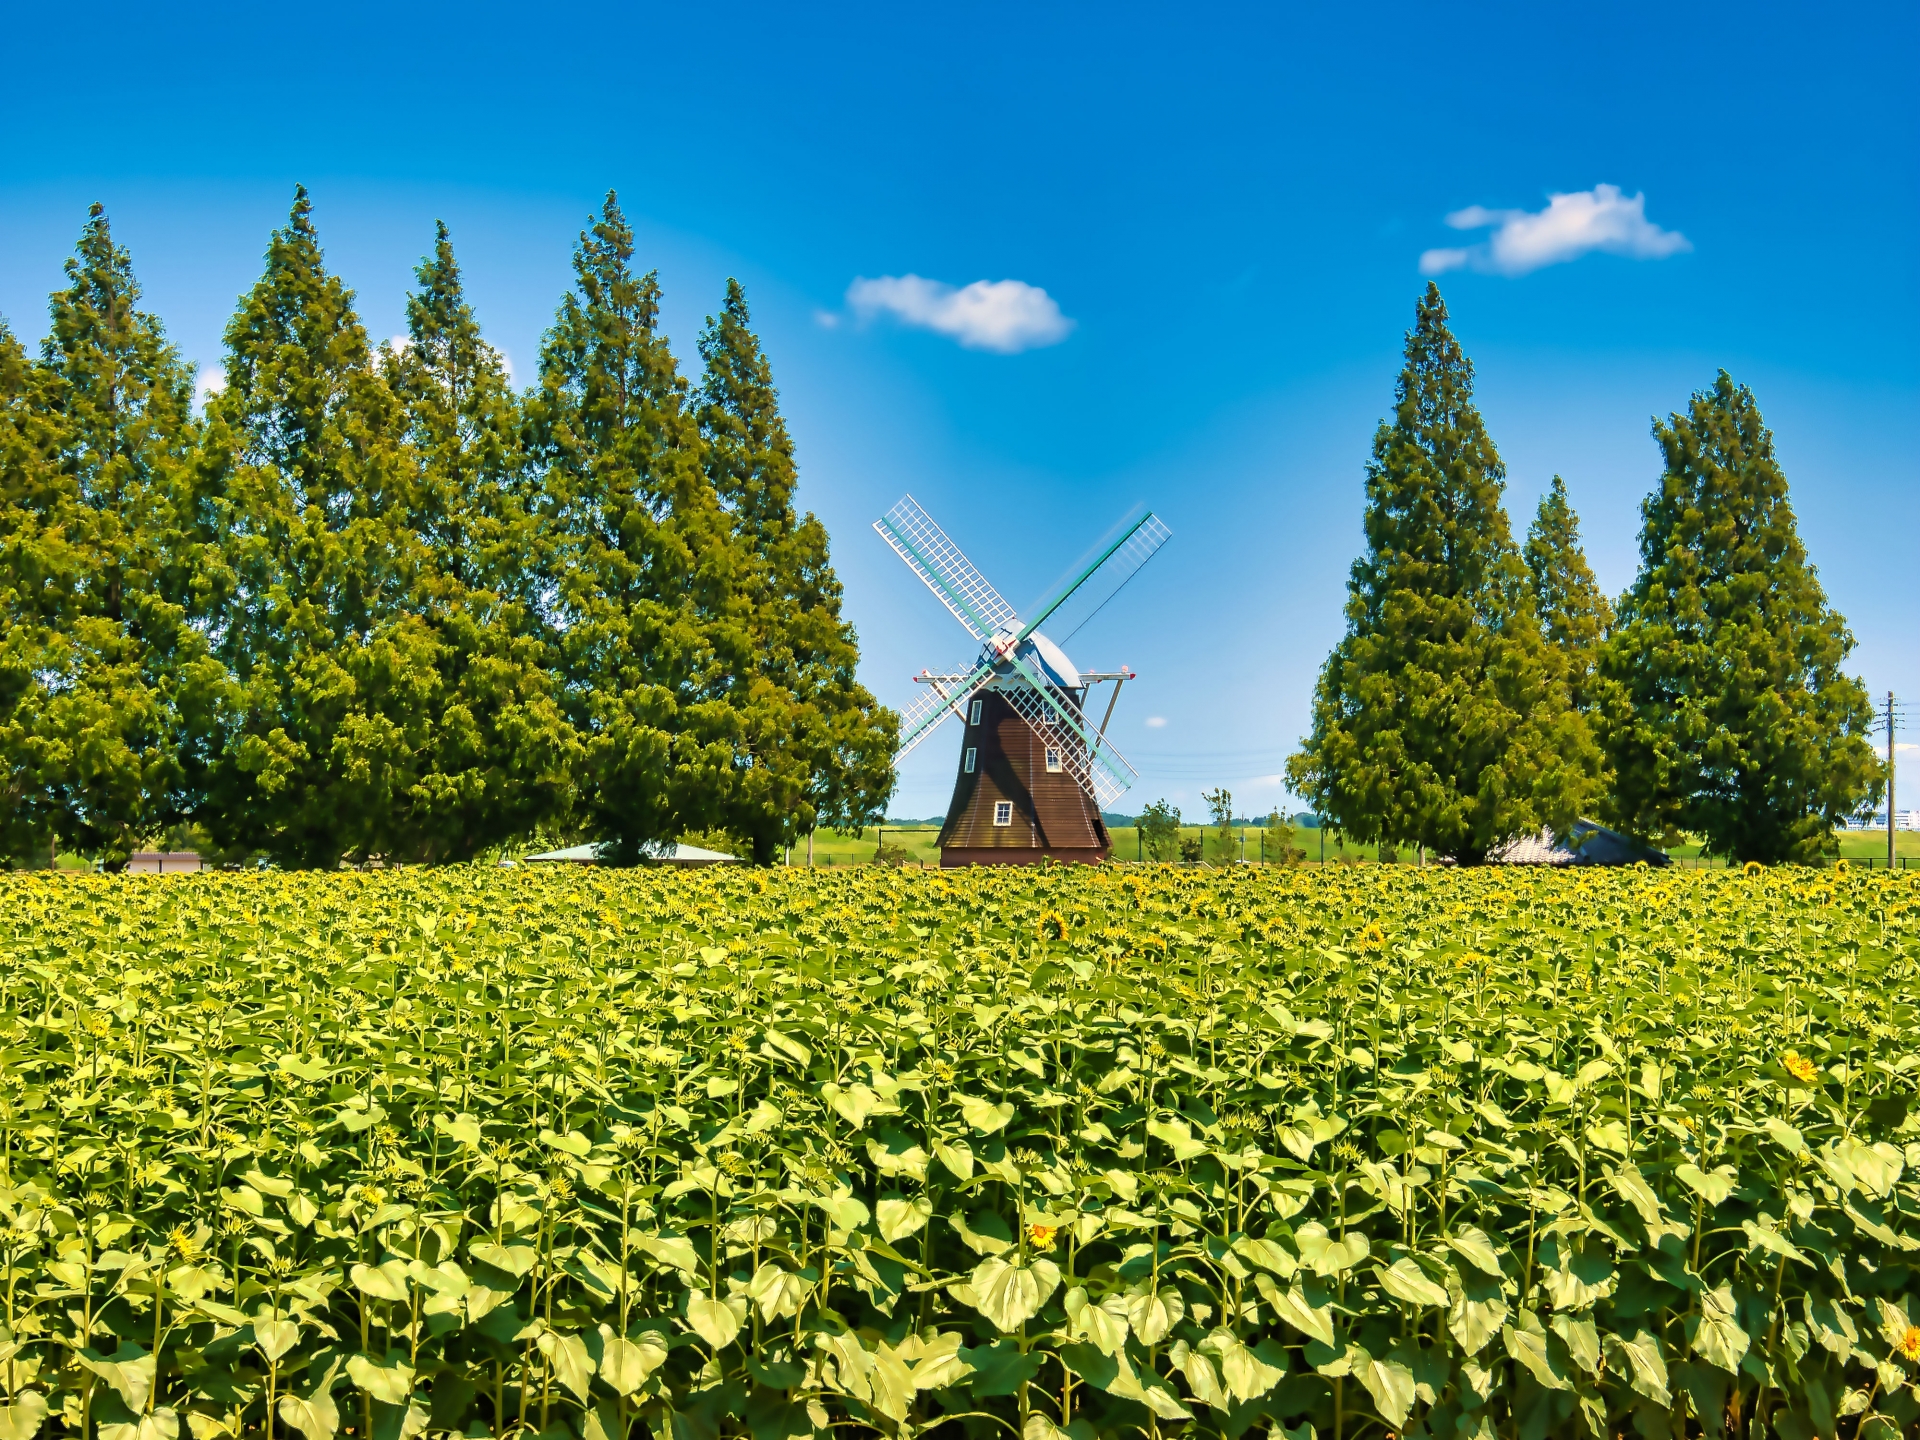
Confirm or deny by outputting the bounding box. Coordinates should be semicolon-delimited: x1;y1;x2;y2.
1600;372;1879;862
1523;474;1611;711
0;209;221;865
37;206;226;863
202;188;425;867
696;279;895;861
526;193;735;863
1287;285;1600;861
0;319;70;863
6;197;903;867
384;222;578;860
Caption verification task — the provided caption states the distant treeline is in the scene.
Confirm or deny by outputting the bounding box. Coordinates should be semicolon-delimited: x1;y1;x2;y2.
0;190;897;868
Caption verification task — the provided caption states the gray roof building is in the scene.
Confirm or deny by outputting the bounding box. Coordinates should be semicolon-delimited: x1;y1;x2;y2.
1487;819;1670;867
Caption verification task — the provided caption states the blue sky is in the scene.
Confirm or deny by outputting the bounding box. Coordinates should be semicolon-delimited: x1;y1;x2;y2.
3;1;1915;820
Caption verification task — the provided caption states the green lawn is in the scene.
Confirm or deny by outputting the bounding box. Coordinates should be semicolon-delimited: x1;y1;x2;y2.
796;824;944;866
788;821;1920;868
1666;827;1920;868
26;819;1916;871
794;823;1445;866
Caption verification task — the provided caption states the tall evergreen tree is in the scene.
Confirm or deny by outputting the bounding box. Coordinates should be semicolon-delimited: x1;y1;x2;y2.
34;206;224;863
1523;474;1611;711
1599;372;1879;862
383;223;578;861
526;193;738;863
0;319;71;863
202;188;428;867
696;280;895;861
0;209;220;865
1286;285;1600;861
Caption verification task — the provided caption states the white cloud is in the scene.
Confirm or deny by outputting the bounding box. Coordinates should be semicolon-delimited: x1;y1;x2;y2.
1419;184;1690;277
1418;246;1476;275
1144;716;1168;728
845;274;1074;353
194;366;225;410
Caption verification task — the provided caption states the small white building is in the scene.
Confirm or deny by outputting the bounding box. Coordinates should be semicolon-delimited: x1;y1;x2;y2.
525;842;740;866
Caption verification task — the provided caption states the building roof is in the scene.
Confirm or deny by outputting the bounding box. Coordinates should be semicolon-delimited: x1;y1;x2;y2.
1486;830;1573;865
1487;819;1670;867
524;842;740;865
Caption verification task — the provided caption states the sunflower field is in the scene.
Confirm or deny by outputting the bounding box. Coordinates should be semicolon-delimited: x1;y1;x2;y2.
0;864;1917;1440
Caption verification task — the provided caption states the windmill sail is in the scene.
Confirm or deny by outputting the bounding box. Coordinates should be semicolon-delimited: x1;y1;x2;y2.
996;674;1139;810
999;648;1137;803
873;496;1021;641
893;658;996;759
1016;510;1172;647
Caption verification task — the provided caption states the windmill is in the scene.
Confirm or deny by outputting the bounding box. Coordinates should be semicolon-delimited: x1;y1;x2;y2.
874;496;1172;865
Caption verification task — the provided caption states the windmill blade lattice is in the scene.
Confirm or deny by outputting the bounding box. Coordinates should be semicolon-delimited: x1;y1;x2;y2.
997;675;1138;811
873;496;1021;642
893;660;995;760
1017;511;1173;647
998;647;1138;804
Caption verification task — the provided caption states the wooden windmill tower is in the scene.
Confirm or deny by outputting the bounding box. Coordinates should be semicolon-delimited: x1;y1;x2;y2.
874;496;1171;866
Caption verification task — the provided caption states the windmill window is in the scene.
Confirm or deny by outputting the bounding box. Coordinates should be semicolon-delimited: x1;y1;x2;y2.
993;801;1013;826
1044;747;1062;773
969;698;983;726
964;747;977;774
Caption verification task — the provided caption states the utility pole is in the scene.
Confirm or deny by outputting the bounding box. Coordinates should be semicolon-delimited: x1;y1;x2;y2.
1890;692;1898;871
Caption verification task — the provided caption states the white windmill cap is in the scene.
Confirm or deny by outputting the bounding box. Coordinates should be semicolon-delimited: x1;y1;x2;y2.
1026;631;1081;690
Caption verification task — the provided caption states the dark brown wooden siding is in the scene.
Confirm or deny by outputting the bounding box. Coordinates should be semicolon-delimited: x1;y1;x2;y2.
937;691;1109;860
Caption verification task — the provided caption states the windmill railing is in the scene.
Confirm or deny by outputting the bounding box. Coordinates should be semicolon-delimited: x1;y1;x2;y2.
899;668;1138;811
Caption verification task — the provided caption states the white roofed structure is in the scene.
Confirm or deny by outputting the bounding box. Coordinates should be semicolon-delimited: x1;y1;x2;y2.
525;842;740;866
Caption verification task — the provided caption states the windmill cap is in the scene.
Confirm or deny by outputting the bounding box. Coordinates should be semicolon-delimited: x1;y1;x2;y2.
1025;631;1081;689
